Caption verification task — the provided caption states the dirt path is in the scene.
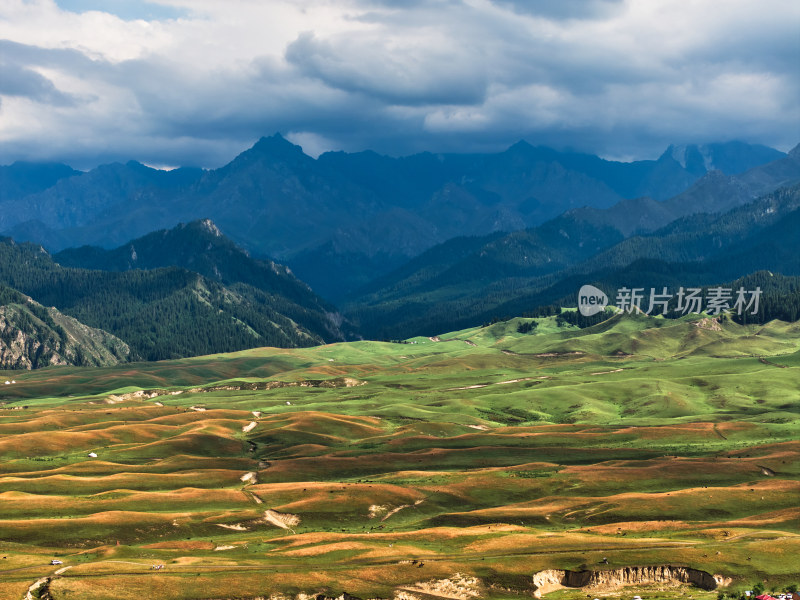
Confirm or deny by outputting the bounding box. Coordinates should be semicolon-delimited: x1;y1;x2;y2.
446;377;536;391
759;357;788;368
25;577;51;600
381;500;424;522
721;530;794;542
242;489;263;504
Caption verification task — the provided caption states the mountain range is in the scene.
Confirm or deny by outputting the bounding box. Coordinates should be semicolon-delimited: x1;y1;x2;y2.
2;136;789;300
343;181;800;338
0;221;351;363
2;137;799;363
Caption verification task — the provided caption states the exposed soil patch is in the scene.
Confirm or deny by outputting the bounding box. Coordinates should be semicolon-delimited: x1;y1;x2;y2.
694;317;723;331
531;566;729;598
189;377;366;393
264;509;301;532
759;357;788;368
399;573;482;600
216;523;248;531
447;378;533;391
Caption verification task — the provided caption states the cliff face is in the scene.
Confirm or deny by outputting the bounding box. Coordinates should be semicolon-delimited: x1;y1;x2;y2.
532;566;729;597
0;301;129;369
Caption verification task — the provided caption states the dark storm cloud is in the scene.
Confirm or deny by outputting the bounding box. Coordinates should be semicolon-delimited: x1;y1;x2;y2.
285;31;488;106
0;60;76;106
0;39;110;83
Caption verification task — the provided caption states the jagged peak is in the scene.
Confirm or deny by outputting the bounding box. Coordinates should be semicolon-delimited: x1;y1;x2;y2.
504;140;561;161
506;139;536;154
250;133;306;157
197;218;222;237
220;133;310;171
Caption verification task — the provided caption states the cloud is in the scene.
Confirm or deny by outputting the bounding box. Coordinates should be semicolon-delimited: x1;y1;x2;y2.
285;31;488;106
0;60;77;106
0;0;797;169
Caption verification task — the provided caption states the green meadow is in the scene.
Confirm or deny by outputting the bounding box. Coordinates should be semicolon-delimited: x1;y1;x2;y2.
0;313;798;599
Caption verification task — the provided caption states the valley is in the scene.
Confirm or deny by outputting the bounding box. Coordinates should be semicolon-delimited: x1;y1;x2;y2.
4;2;799;598
0;313;797;599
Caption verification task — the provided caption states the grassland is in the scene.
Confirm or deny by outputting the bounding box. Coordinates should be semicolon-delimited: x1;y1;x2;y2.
0;313;798;600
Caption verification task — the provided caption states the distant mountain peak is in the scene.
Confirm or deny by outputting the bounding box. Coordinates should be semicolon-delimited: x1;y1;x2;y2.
662;144;711;174
194;218;222;237
508;140;535;152
659;141;786;176
251;133;306;157
504;140;560;162
221;133;309;171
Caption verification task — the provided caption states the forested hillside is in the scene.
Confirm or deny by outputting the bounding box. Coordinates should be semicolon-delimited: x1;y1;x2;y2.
0;284;130;369
0;238;342;361
345;184;800;338
53;219;352;342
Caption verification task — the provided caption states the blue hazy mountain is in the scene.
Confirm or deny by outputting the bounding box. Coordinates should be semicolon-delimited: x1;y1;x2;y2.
342;181;800;338
3;136;787;300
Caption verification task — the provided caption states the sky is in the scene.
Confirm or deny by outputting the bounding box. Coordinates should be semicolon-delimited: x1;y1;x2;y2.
0;0;798;169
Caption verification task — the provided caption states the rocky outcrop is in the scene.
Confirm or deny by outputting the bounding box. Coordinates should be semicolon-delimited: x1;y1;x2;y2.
532;566;728;597
101;377;366;404
0;300;129;369
398;573;482;600
205;594;383;600
188;377;366;393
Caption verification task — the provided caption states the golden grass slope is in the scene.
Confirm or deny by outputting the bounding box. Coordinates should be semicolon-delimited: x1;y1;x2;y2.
0;314;798;598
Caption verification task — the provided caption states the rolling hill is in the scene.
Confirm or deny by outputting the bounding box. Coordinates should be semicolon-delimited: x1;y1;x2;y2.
0;311;797;599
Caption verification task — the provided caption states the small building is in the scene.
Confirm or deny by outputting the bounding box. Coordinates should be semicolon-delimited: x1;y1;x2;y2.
88;452;98;458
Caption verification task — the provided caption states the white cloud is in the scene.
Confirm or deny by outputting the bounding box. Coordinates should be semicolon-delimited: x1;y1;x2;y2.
0;0;797;168
285;131;340;158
